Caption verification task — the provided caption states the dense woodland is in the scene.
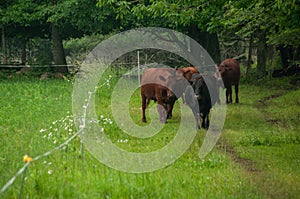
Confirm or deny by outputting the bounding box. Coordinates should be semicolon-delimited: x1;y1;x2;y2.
0;0;299;77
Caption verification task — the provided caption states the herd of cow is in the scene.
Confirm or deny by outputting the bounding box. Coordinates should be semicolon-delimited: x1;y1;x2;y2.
140;58;241;129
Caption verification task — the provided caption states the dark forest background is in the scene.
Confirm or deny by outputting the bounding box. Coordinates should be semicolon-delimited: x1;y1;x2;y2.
1;0;299;78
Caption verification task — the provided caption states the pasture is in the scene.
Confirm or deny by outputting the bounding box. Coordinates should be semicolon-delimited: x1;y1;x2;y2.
0;70;299;198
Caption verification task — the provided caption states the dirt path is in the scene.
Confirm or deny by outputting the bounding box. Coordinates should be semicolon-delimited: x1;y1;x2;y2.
217;91;299;198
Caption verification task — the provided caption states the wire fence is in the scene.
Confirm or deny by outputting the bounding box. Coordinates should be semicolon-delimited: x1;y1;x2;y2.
0;91;93;196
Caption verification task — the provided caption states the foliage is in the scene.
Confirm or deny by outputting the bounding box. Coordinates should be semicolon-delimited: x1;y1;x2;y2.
96;0;226;31
63;33;111;64
220;0;300;47
29;38;53;65
1;0;299;71
0;0;44;26
44;0;115;35
0;0;114;35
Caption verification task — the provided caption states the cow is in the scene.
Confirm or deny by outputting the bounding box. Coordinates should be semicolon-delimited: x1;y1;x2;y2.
141;68;189;123
186;73;219;129
180;66;199;83
217;58;241;104
176;66;199;104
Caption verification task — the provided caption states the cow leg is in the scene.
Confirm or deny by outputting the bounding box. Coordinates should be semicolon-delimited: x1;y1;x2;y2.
235;84;239;103
201;115;205;129
167;97;177;119
226;86;232;104
194;111;200;129
146;98;151;108
229;86;233;103
200;110;210;129
142;95;147;123
201;112;206;129
166;103;174;119
225;87;230;104
166;104;172;119
157;104;167;123
157;100;167;123
205;110;210;129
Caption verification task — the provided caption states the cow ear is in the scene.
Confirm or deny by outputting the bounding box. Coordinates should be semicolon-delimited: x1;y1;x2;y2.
159;75;166;82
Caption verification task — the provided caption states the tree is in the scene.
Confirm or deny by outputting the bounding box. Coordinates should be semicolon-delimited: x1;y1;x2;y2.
1;0;115;72
0;0;44;65
97;0;226;64
221;0;300;77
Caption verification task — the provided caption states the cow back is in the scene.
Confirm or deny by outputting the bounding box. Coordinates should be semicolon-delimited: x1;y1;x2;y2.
141;68;188;99
218;58;240;87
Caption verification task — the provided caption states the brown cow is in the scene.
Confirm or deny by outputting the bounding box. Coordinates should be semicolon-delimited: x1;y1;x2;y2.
180;66;199;83
217;58;241;104
141;68;188;123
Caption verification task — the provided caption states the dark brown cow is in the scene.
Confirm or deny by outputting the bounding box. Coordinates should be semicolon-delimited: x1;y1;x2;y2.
141;68;188;123
218;58;241;104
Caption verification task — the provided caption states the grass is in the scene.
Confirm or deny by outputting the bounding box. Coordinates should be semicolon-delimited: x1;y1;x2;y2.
220;77;300;198
0;71;299;198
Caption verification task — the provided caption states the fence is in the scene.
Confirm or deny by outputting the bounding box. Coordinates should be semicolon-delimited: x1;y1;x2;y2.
0;91;92;196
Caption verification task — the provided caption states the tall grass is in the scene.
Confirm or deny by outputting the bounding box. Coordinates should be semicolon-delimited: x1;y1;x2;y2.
1;71;299;198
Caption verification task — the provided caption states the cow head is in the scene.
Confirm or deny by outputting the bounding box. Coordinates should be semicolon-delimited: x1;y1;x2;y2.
215;64;225;88
217;63;233;75
176;66;199;83
191;73;205;101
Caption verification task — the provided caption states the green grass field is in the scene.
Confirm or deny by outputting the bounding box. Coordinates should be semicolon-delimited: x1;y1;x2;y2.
0;71;299;198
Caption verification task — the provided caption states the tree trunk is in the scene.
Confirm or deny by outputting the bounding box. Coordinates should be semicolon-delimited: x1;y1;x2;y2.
51;23;68;73
257;31;267;78
189;25;221;64
1;26;7;64
21;32;26;65
277;45;300;68
246;34;253;77
199;31;221;64
278;45;291;68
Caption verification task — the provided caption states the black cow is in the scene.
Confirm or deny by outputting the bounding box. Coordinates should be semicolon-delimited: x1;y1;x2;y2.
186;73;219;129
